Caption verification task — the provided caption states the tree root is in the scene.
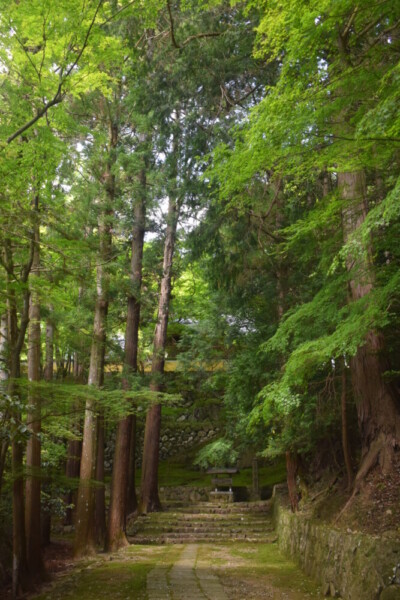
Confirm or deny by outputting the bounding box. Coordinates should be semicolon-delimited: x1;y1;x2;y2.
310;475;339;503
334;435;388;524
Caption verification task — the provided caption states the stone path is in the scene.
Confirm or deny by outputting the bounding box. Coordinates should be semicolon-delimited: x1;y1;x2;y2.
147;544;227;600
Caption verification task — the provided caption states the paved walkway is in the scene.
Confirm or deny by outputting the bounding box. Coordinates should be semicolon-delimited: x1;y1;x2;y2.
147;544;227;600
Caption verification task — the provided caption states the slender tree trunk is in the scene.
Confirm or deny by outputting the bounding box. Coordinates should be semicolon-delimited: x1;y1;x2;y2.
43;315;54;383
95;414;106;545
140;183;180;514
65;294;84;526
127;415;137;514
12;418;31;598
41;317;54;546
74;240;110;556
106;167;146;551
340;170;400;485
341;365;353;491
10;360;31;597
3;234;32;596
25;198;45;579
74;113;115;557
64;437;82;527
0;314;9;494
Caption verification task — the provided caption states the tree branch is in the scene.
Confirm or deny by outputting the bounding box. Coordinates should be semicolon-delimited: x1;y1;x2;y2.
166;0;180;48
5;0;104;146
166;0;222;49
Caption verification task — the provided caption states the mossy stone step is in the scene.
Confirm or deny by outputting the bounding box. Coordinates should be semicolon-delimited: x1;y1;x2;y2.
130;534;276;544
128;500;274;545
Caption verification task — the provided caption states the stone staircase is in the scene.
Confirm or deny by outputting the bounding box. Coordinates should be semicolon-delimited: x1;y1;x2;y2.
127;501;276;545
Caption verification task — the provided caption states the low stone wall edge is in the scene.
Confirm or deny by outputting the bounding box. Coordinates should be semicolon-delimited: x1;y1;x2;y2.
272;486;400;599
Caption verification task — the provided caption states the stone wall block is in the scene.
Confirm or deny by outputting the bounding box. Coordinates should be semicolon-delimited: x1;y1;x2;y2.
273;488;400;600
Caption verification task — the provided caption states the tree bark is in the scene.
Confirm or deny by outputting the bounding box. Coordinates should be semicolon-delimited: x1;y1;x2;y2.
0;313;9;494
41;312;54;546
73;289;106;556
106;167;146;551
341;365;353;491
8;294;31;597
3;231;33;596
43;316;54;382
74;222;111;556
74;113;115;557
140;184;180;514
127;415;137;514
339;170;400;486
94;414;106;545
10;351;31;597
64;437;82;527
25;197;45;580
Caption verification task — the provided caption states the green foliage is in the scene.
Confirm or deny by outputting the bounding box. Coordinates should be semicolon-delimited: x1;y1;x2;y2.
194;438;239;469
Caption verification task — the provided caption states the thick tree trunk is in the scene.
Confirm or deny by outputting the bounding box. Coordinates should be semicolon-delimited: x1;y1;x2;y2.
25;202;45;580
73;396;97;556
340;170;400;485
140;188;179;514
106;168;146;551
106;415;131;550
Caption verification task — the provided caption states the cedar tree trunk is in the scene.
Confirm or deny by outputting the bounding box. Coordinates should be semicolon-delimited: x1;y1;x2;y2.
41;315;54;546
74;115;115;557
25;200;45;579
106;168;146;551
74;221;111;556
340;170;400;486
140;190;179;514
341;365;354;491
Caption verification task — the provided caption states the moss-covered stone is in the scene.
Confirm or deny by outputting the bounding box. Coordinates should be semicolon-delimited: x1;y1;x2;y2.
273;488;400;600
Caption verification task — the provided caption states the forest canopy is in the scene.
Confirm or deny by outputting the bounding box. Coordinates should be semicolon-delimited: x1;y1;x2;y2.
0;0;399;596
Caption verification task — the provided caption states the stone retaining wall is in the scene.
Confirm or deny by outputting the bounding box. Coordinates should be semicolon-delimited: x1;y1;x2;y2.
159;486;210;504
104;400;221;471
273;487;400;599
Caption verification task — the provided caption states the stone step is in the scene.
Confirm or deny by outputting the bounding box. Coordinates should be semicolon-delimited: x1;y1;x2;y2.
175;504;271;514
138;512;271;521
131;519;273;528
143;530;273;539
136;514;271;525
127;501;275;545
129;534;276;545
129;526;273;536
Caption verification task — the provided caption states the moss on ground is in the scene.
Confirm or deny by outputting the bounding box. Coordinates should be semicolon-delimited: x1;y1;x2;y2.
33;545;181;600
229;543;322;596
